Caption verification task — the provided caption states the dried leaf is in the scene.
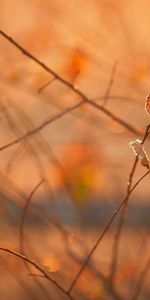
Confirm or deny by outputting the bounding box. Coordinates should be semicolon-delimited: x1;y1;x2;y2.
65;48;87;82
129;139;149;169
129;139;146;158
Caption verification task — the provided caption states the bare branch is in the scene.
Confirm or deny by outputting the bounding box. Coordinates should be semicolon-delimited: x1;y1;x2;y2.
0;98;140;154
18;179;53;300
38;77;56;93
19;179;44;255
109;155;138;284
109;124;150;284
0;247;75;300
0;30;140;139
86;99;139;134
67;170;150;294
0;255;36;299
0;99;85;152
102;61;118;106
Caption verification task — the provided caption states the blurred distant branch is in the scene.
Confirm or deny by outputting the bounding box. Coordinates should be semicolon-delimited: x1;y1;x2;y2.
108;157;138;285
0;30;140;138
0;99;85;152
0;255;35;299
1;93;64;299
19;179;44;255
102;61;118;106
37;77;56;93
0;95;140;153
131;254;150;300
19;179;53;300
96;95;140;105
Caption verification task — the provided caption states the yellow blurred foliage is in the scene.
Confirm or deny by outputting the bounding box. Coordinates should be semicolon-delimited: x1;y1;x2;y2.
49;142;104;206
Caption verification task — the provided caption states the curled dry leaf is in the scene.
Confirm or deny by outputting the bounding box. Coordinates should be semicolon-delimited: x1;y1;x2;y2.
129;140;146;158
129;139;149;169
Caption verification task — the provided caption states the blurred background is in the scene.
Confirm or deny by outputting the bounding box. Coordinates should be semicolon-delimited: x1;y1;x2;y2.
0;0;150;299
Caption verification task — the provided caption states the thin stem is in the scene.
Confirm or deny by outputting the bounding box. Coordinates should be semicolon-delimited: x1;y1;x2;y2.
0;255;36;299
108;123;150;284
19;179;44;254
38;77;56;93
0;99;85;152
0;30;139;138
67;170;150;294
102;61;118;106
0;248;75;300
19;179;53;300
109;156;138;284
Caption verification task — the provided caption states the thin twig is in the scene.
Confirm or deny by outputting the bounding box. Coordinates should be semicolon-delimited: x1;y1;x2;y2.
0;98;140;153
0;255;36;299
19;179;44;255
0;95;59;298
87;99;139;134
108;124;150;284
19;170;122;300
19;179;53;300
64;236;123;300
38;77;56;93
0;247;75;300
102;61;118;106
0;30;140;138
67;170;150;294
0;99;85;152
109;156;138;284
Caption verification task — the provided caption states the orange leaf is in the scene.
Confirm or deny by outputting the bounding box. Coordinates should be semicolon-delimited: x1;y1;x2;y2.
42;252;61;273
65;48;87;82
